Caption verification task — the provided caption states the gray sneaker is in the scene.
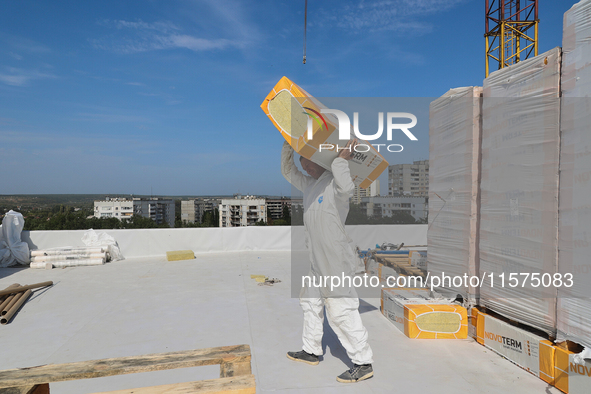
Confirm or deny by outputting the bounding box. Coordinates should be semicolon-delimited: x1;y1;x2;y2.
336;364;373;383
287;350;320;365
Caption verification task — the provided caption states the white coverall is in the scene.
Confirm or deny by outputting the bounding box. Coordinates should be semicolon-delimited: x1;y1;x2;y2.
281;142;373;365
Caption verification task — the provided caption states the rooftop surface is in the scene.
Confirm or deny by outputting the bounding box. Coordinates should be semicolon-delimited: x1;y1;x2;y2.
0;250;559;393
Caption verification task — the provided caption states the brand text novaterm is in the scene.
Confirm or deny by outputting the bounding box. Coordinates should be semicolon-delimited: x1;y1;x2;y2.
485;331;523;350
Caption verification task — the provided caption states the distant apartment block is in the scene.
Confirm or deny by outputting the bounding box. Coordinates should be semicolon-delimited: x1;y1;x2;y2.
219;195;266;227
266;197;292;220
388;160;429;197
94;197;175;227
181;199;218;224
352;180;380;205
94;198;134;221
360;195;428;222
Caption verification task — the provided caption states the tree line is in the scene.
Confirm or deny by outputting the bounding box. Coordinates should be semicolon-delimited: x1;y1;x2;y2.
1;201;424;231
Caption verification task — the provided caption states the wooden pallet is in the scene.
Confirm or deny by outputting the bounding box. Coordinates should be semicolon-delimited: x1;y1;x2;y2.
374;253;425;278
0;344;254;394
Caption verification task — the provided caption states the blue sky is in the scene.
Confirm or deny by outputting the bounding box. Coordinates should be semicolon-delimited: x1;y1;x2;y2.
0;0;573;196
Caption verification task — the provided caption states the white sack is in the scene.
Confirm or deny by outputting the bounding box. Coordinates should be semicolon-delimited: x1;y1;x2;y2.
0;210;30;267
81;229;124;261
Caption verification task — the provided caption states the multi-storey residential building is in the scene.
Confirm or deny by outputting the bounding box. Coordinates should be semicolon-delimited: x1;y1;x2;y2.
181;199;218;224
352;180;380;205
132;198;175;228
94;198;134;221
388;160;429;197
219;195;266;227
360;195;428;222
94;197;175;227
265;197;292;221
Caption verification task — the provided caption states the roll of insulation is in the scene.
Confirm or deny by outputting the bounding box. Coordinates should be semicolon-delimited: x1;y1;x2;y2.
30;262;52;269
31;253;106;262
30;247;104;256
52;259;105;268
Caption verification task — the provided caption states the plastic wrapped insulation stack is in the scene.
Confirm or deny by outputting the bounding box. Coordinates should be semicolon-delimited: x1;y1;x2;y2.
479;47;562;336
428;87;482;306
558;0;591;350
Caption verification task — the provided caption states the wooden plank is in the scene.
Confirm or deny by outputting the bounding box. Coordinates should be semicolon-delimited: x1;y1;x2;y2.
90;374;256;394
219;360;251;378
380;257;425;278
0;385;43;394
0;345;251;388
0;384;49;394
28;385;49;394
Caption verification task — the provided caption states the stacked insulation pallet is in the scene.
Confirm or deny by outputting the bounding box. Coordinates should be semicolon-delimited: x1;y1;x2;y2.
556;2;591;392
30;247;108;269
558;0;591;352
479;46;562;337
428;87;482;306
426;2;591;391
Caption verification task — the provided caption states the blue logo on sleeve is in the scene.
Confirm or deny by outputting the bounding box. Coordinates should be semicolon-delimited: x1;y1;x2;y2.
318;196;323;204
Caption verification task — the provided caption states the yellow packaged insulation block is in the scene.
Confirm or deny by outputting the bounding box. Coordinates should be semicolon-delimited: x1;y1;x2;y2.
381;288;468;339
166;250;195;261
469;306;481;340
554;342;591;394
261;76;389;189
475;309;555;385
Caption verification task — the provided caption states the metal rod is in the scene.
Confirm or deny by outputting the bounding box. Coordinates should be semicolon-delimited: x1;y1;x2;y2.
1;289;32;325
501;21;506;69
485;0;490;33
535;21;538;56
486;36;490;77
2;291;24;316
303;0;307;64
0;281;53;298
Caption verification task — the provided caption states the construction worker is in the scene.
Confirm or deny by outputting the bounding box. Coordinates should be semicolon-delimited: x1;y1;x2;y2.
281;139;374;383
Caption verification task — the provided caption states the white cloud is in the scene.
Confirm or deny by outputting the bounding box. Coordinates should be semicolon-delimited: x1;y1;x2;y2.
8;52;23;60
0;67;57;87
93;18;241;54
3;36;51;54
195;0;262;44
74;112;150;123
159;35;234;51
113;20;179;33
0;74;29;86
321;0;466;33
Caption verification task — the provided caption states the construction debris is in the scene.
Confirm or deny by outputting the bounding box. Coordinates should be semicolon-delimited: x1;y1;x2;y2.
250;275;281;286
258;278;281;287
